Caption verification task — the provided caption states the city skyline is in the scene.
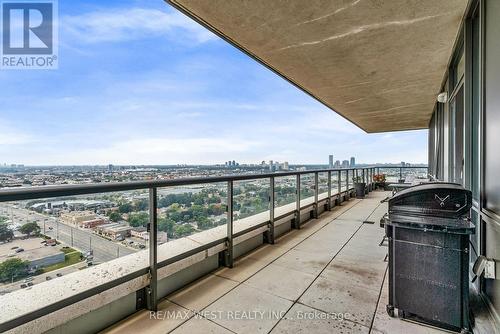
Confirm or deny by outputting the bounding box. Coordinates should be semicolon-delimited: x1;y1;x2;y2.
0;0;428;166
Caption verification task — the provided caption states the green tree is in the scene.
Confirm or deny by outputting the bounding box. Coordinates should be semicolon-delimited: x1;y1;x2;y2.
0;224;14;242
196;217;212;230
0;215;7;224
173;224;194;238
118;203;133;213
19;222;40;237
128;212;149;227
158;217;175;236
0;258;29;282
108;211;122;222
134;199;149;211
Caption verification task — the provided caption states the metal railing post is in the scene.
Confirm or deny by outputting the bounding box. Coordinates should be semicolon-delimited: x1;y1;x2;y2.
294;174;301;229
225;180;234;268
147;187;158;312
337;170;342;204
327;171;332;210
371;168;374;190
371;168;374;191
268;176;275;244
346;169;350;198
368;168;371;192
313;172;319;218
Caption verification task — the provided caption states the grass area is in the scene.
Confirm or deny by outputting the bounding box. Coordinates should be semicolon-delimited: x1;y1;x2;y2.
42;251;82;273
60;246;76;254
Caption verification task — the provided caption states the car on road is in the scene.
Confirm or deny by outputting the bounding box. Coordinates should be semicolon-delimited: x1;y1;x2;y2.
138;244;146;249
46;276;52;281
27;282;33;287
15;248;24;253
56;273;63;277
20;284;27;289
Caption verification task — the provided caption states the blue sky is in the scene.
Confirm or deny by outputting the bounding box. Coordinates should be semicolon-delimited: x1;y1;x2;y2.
0;0;428;166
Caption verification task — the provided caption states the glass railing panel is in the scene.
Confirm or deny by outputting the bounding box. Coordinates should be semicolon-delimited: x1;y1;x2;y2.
0;191;148;295
299;173;315;206
317;172;329;200
156;182;227;242
274;175;297;216
233;178;270;222
341;170;348;192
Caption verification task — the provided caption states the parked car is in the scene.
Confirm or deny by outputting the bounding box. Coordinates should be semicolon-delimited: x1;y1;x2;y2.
138;244;146;249
27;282;33;287
15;248;24;253
46;276;52;281
56;273;63;277
20;284;27;289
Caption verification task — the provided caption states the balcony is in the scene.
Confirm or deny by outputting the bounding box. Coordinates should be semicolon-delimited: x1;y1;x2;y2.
3;166;495;334
103;191;428;334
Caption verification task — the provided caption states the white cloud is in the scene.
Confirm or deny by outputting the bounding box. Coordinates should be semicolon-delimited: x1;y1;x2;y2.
49;137;264;165
62;7;217;44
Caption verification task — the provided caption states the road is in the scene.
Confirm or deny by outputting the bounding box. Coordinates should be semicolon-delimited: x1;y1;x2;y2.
0;204;136;263
0;261;83;295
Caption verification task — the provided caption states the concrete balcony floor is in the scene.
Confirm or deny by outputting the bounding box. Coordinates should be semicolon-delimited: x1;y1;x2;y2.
103;191;450;334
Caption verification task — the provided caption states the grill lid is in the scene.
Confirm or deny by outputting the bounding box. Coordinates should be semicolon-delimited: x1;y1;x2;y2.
388;182;472;219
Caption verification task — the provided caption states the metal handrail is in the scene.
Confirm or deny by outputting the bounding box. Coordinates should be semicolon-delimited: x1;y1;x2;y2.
0;166;427;201
0;165;427;332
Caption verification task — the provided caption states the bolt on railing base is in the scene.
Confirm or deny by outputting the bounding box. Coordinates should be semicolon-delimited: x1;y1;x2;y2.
264;228;275;245
313;205;319;219
293;213;301;229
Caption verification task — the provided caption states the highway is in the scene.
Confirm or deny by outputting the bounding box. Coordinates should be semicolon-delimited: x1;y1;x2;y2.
0;204;137;263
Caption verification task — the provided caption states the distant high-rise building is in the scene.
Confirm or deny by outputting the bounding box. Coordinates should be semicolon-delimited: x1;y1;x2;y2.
108;164;114;172
334;160;341;168
269;160;273;172
342;160;349;168
283;162;289;170
401;161;406;167
232;160;236;166
329;155;334;168
350;157;355;167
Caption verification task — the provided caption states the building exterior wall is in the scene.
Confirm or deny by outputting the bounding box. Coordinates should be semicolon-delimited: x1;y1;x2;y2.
428;0;500;326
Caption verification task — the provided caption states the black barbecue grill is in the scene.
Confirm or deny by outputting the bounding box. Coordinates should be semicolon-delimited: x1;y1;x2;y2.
381;182;474;333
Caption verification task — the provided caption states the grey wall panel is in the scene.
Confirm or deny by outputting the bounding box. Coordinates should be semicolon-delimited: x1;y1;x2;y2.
484;0;500;215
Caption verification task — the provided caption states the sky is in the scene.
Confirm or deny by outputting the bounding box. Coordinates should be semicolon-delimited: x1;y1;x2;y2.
0;0;428;166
